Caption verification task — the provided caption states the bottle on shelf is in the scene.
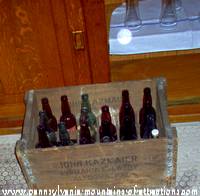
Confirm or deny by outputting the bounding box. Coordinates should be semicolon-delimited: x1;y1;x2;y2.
119;90;137;141
60;95;77;143
79;108;92;145
80;94;97;142
139;87;157;139
99;105;117;143
36;111;57;148
41;97;57;132
58;122;72;146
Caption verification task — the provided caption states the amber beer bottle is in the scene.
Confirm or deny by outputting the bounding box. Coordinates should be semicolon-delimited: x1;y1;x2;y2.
41;97;57;132
81;94;97;142
79;108;92;145
119;90;137;140
139;87;156;139
99;105;117;143
60;95;77;143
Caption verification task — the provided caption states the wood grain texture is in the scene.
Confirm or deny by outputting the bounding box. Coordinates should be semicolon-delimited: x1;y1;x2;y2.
81;0;110;83
0;0;110;130
111;53;200;122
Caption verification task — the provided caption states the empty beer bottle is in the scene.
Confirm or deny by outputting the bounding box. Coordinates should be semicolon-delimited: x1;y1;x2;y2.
36;111;50;148
99;105;117;143
41;97;57;132
139;87;156;139
60;95;77;143
119;90;137;140
81;94;97;142
58;122;72;146
36;111;57;148
79;109;92;145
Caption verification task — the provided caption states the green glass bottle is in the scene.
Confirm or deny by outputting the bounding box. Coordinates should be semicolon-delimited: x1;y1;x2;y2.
80;94;97;142
58;122;72;146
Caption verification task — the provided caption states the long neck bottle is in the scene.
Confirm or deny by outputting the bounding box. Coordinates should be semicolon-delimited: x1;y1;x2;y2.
99;105;117;143
81;94;97;142
41;97;57;132
79;110;92;145
60;95;77;142
119;90;137;140
139;87;156;139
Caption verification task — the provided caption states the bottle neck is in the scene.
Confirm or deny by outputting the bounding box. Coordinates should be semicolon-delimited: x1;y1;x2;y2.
61;100;71;115
143;95;152;108
42;103;53;117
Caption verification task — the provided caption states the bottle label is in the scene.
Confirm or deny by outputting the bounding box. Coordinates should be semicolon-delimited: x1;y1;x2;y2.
68;126;77;141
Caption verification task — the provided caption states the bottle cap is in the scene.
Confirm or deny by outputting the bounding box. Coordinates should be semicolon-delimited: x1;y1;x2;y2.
151;129;159;138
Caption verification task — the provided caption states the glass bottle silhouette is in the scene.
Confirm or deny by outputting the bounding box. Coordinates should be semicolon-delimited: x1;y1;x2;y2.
79;109;92;145
139;87;156;139
81;94;97;142
125;0;142;30
58;122;72;146
36;111;50;148
36;111;57;148
160;0;177;27
60;95;77;143
119;90;137;140
99;105;117;143
41;97;57;132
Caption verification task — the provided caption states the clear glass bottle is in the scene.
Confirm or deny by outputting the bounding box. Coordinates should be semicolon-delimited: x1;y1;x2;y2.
124;0;142;30
119;90;137;140
99;105;117;143
139;87;156;139
60;95;77;143
160;0;177;27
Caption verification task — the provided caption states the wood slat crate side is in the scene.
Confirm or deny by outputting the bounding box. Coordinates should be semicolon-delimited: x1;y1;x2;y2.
26;139;168;189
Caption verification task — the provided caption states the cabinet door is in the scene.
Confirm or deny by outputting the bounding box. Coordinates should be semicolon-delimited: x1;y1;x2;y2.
0;0;110;131
0;0;65;130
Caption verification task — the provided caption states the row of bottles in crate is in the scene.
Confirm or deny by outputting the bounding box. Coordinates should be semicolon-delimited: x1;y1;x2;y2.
36;87;159;148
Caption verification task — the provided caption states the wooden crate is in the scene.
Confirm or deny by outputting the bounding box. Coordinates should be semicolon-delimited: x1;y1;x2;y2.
15;77;177;189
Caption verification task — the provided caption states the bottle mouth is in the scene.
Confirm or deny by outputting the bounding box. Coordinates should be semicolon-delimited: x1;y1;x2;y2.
61;95;68;101
41;97;49;104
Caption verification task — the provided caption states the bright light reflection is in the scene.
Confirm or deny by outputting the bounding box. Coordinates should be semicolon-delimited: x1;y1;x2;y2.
117;28;132;45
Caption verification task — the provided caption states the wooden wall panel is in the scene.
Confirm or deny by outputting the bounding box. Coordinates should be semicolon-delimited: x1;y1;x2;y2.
111;53;200;122
81;0;110;83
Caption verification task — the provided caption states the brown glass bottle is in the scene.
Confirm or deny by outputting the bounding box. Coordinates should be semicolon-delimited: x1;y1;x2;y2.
119;90;137;140
60;95;77;143
41;97;57;132
139;87;156;139
79;109;92;145
99;105;117;143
